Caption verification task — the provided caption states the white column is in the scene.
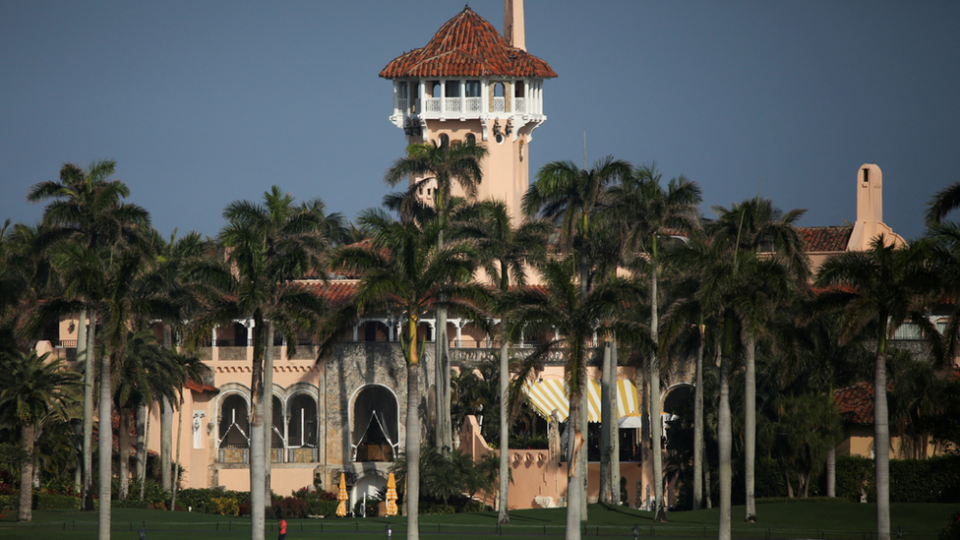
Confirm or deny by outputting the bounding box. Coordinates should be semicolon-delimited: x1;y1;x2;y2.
440;79;446;115
212;326;217;347
352;322;359;342
388;318;395;342
455;320;463;348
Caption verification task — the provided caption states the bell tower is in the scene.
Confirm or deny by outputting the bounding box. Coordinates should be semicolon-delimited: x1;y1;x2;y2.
380;2;556;225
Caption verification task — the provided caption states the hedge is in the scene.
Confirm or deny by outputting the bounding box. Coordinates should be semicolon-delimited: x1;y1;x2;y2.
835;454;960;503
0;494;16;511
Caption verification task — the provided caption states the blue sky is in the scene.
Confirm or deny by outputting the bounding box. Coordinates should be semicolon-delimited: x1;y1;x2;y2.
3;1;958;240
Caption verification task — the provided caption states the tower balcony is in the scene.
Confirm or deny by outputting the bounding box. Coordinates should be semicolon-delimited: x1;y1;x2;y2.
388;77;545;135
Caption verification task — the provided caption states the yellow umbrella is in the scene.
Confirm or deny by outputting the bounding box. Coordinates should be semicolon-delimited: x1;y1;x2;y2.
385;473;398;516
336;472;348;517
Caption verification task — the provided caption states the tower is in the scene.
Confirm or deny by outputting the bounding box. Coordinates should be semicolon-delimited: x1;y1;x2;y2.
380;2;556;224
847;163;906;250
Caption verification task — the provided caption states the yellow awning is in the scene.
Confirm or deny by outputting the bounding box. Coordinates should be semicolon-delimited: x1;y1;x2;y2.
522;379;639;423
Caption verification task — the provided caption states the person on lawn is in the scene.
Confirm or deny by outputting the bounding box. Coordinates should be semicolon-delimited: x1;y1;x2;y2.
278;516;287;540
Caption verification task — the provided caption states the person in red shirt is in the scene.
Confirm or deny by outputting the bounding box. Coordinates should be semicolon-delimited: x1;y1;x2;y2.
278;517;287;540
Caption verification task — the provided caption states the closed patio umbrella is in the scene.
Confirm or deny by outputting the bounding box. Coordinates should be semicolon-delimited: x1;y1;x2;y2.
385;472;398;516
336;473;348;517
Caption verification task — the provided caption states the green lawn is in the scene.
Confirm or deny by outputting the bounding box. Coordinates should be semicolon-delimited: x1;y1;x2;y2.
0;502;953;540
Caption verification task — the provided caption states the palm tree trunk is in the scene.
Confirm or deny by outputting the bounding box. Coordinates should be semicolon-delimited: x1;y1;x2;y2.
19;423;36;522
610;337;620;505
650;268;666;523
249;410;265;540
565;394;582;540
119;408;130;500
693;327;704;511
704;463;712;509
406;316;421;540
263;323;274;496
140;405;149;501
580;388;588;521
826;448;836;498
171;396;184;511
98;351;114;540
875;347;891;540
599;338;613;504
161;324;173;494
718;351;732;540
82;309;96;511
498;325;510;524
135;405;146;497
160;398;173;493
744;331;757;522
435;309;446;450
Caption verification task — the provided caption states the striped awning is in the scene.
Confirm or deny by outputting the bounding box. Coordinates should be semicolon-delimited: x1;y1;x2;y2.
522;379;640;423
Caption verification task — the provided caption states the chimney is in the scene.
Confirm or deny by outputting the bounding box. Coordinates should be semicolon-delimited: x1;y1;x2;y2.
504;0;526;50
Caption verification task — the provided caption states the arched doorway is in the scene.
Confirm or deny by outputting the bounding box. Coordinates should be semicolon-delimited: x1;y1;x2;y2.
352;385;399;462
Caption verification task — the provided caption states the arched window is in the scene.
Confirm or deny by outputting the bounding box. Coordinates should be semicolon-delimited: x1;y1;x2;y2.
465;133;476;146
352;385;399;462
493;82;505;97
287;394;318;448
439;133;450;148
270;395;284;458
218;394;250;463
429;81;441;98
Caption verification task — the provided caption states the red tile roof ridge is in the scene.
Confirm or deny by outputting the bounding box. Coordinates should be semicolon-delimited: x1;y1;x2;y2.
380;7;556;79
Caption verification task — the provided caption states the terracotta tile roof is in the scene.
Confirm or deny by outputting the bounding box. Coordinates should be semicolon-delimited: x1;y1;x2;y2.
185;379;218;393
302;280;357;307
796;226;852;252
380;7;557;79
833;381;893;425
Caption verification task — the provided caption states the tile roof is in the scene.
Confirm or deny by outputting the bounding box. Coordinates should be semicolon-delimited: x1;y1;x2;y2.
302;280;358;307
833;381;892;425
380;7;557;79
796;226;852;252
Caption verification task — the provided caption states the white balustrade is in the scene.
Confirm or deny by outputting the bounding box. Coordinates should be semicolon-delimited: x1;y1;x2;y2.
424;98;441;112
397;98;408;112
514;97;525;113
444;97;461;112
493;97;505;112
465;97;482;113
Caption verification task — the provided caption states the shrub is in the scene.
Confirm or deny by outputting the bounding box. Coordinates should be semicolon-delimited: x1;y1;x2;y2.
353;496;379;517
0;494;17;511
34;493;81;510
420;502;455;515
940;512;960;540
273;496;308;519
836;455;874;502
111;499;151;509
307;499;340;517
212;496;239;516
0;469;18;495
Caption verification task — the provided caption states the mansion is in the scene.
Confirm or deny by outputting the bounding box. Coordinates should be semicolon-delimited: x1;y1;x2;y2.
35;1;942;513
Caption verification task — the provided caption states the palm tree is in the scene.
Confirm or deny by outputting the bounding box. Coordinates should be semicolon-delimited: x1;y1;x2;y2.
385;138;488;453
609;165;701;519
27;160;150;512
503;256;640;540
706;197;808;522
329;209;489;540
523;155;631;519
0;350;82;521
453;200;549;523
112;330;182;500
169;350;212;512
189;186;329;540
816;236;937;540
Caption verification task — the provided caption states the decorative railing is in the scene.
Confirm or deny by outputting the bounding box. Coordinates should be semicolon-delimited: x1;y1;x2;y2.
465;97;482;112
450;347;583;366
444;97;461;112
424;98;441;112
397;98;408;112
493;97;506;112
514;97;525;113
